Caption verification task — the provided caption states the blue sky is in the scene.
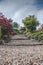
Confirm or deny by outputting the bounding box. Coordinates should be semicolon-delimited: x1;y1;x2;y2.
0;0;43;26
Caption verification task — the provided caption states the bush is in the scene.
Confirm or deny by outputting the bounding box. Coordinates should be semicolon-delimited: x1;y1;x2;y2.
25;32;30;36
25;32;32;39
32;31;43;40
38;34;43;41
32;33;36;39
19;31;23;34
24;30;43;41
27;34;32;39
34;33;39;40
35;31;43;40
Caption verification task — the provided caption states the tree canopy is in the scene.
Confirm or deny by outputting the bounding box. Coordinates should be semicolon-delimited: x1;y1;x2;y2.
13;22;19;28
22;15;39;32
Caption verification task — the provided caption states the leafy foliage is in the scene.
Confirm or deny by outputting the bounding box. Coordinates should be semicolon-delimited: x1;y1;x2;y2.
13;22;19;28
31;31;43;41
22;15;39;32
0;16;13;33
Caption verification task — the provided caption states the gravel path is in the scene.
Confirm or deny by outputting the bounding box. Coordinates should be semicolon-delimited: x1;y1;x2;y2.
0;46;43;65
6;34;42;46
11;34;28;39
0;34;43;65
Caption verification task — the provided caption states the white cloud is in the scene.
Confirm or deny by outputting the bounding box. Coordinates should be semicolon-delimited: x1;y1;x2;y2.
0;0;17;18
12;5;37;26
0;0;35;19
0;0;43;26
36;9;43;24
13;5;43;26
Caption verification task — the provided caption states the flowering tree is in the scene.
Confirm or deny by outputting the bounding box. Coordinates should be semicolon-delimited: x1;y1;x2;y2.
0;16;13;35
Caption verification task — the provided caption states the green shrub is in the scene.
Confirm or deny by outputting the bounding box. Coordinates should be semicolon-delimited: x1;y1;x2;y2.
32;31;43;40
38;34;43;41
25;32;31;36
34;33;39;40
27;34;32;39
32;33;36;39
25;32;32;39
24;30;43;41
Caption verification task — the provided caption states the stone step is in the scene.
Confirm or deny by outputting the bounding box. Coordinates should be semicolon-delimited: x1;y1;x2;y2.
5;39;43;46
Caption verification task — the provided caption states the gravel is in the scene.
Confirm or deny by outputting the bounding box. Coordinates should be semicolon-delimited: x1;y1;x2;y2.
0;46;43;65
